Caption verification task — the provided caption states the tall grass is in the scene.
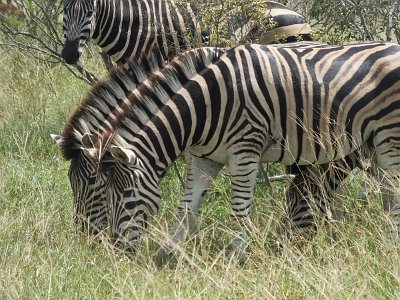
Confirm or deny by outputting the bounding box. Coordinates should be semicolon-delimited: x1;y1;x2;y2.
0;49;399;299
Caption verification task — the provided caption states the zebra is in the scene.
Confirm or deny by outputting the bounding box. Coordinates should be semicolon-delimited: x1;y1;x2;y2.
52;46;226;235
61;0;313;65
61;0;206;65
67;41;400;260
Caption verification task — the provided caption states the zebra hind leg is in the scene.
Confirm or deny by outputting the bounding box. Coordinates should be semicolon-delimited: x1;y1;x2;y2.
154;157;223;267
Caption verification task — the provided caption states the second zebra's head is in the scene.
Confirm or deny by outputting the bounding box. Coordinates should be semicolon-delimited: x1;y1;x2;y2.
104;143;161;254
61;0;97;64
51;132;108;235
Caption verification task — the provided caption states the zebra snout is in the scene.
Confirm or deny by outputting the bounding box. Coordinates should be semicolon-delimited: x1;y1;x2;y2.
110;235;137;257
61;39;80;65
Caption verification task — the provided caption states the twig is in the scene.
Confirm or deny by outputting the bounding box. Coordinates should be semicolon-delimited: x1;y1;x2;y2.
256;174;296;183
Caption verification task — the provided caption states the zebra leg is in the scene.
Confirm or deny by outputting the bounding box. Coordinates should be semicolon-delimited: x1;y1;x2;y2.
154;157;222;265
283;164;325;240
227;155;260;254
379;175;400;242
373;136;400;242
283;158;354;242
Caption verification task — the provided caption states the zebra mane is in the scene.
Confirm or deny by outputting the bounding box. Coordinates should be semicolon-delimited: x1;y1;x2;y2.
59;48;165;160
99;46;227;151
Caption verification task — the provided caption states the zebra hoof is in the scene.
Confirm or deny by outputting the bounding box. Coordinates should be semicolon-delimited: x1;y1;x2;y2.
153;247;175;268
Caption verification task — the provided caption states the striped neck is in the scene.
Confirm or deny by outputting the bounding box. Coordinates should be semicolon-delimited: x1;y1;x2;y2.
91;0;164;63
102;47;226;175
59;49;165;160
91;0;201;63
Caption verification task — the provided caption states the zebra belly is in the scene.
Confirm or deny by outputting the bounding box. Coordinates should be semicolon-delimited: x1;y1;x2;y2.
188;146;230;165
261;138;359;166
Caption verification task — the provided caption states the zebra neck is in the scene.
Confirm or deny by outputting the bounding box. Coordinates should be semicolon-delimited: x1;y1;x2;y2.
91;0;199;63
92;0;137;61
121;99;202;177
91;0;107;43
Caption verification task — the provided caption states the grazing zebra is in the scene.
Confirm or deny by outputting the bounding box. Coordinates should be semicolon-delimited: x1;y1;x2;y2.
61;0;313;65
66;41;400;259
52;47;226;234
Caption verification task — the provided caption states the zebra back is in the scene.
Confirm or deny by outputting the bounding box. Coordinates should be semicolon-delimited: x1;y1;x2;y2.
102;42;400;170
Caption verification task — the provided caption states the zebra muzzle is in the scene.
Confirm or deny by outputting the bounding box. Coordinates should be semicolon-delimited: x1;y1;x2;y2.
61;39;81;65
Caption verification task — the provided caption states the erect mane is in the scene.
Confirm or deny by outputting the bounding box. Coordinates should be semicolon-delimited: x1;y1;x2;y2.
58;48;165;160
99;47;227;150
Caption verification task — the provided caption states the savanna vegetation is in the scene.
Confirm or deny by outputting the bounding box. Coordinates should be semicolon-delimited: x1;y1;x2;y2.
1;0;399;299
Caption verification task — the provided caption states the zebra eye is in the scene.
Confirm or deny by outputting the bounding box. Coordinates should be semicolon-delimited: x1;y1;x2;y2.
87;11;94;19
123;189;135;198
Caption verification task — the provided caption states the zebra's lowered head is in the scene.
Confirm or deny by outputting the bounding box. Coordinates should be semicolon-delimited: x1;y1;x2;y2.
53;47;225;243
62;0;97;64
51;132;108;235
104;142;160;254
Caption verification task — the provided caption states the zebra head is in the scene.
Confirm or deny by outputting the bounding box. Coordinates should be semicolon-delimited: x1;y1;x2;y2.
105;145;161;254
52;132;108;235
61;0;97;64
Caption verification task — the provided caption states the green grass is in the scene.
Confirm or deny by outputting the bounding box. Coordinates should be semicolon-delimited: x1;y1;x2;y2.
0;49;399;299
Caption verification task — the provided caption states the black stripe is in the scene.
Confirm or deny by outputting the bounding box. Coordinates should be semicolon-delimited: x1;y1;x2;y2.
272;14;306;27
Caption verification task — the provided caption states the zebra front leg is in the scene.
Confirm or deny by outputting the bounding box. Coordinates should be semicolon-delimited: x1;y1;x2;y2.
227;156;260;256
154;157;222;266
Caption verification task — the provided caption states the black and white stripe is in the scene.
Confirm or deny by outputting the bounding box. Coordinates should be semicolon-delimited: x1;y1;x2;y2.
62;0;207;64
61;0;313;65
78;41;400;254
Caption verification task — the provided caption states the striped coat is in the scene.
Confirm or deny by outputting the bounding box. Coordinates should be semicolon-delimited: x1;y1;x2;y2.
72;42;400;254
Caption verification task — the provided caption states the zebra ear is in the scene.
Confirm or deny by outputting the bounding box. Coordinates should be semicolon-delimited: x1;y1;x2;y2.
110;146;137;165
81;133;97;149
51;134;64;147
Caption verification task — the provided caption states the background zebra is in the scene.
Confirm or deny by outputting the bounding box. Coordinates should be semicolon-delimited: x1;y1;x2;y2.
246;0;313;44
68;42;400;260
283;152;366;237
61;0;313;66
